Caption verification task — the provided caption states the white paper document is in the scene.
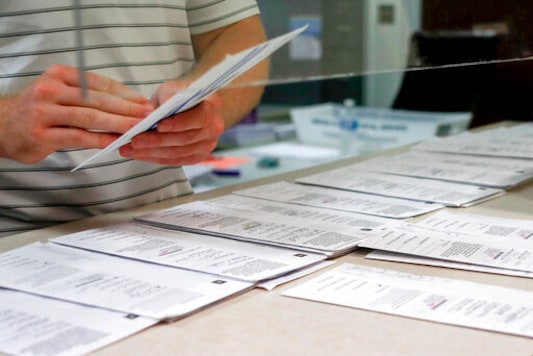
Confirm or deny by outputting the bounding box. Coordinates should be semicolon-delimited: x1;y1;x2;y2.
347;150;533;189
51;222;326;283
414;210;533;240
207;194;403;230
283;263;533;338
0;242;252;320
72;25;307;171
296;169;504;207
413;123;533;159
366;250;533;278
135;200;378;257
0;288;157;356
232;181;444;219
358;224;533;273
366;211;533;277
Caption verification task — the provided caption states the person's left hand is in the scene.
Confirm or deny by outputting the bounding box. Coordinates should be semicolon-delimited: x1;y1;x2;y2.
119;80;224;165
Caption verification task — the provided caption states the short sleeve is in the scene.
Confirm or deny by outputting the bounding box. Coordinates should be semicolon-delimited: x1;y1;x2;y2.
186;0;260;34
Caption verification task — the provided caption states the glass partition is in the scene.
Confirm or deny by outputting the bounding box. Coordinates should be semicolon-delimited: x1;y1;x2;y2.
257;1;532;82
210;1;533;189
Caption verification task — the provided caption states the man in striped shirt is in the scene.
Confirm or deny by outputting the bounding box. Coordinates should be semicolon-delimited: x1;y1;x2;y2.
0;0;268;237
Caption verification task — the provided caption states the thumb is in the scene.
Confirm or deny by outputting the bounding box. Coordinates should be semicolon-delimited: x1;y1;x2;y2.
152;80;192;106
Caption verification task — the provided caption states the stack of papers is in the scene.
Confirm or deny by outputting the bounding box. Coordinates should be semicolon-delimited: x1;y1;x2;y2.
359;224;533;273
51;222;327;284
134;199;388;258
72;24;308;171
206;194;402;230
287;122;532;211
344;150;533;189
296;169;504;207
0;288;157;356
413;123;533;159
0;242;253;320
364;210;533;277
232;181;444;219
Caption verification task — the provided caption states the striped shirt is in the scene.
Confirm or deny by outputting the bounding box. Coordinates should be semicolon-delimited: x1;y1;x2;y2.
0;0;260;237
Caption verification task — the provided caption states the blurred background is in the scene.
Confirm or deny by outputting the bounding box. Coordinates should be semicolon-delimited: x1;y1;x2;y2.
192;0;533;190
254;0;533;127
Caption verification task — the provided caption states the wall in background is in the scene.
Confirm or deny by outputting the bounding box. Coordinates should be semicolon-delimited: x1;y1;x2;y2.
256;0;421;108
363;0;421;107
257;0;364;106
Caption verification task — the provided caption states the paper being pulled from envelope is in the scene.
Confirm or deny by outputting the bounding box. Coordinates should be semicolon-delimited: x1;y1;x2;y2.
72;25;307;172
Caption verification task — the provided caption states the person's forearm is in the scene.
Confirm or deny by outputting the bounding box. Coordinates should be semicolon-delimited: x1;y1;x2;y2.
188;15;270;128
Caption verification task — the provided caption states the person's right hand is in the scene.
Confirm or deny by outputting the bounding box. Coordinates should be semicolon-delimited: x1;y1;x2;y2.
0;64;154;164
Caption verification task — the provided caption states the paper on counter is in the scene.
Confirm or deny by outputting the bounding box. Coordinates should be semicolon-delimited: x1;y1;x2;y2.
51;222;326;283
232;181;444;219
296;169;504;207
346;150;533;189
0;242;252;320
365;210;533;277
283;263;533;338
366;250;533;278
135;200;378;257
206;194;403;231
0;288;157;356
413;123;533;159
358;224;533;273
414;210;533;239
72;25;307;171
